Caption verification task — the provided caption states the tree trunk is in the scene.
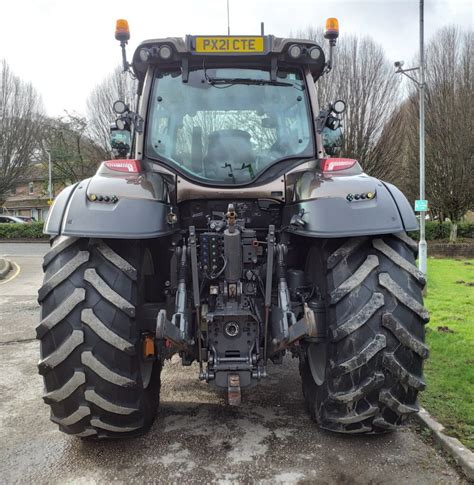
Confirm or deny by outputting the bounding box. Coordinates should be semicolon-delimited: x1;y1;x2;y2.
449;222;458;243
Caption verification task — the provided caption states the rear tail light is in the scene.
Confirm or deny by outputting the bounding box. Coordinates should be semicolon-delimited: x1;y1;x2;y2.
104;159;141;173
321;158;357;172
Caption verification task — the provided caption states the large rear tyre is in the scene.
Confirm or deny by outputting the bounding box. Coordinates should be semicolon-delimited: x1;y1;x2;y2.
300;233;429;434
37;237;161;439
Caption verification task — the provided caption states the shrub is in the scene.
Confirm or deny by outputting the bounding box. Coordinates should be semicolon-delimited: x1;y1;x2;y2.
458;222;474;239
409;221;474;241
0;221;48;239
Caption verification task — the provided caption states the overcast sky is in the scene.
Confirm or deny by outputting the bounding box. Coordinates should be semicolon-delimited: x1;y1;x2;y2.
1;0;472;116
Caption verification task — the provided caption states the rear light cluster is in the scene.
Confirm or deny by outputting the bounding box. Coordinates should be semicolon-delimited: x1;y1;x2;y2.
104;159;142;173
321;158;357;172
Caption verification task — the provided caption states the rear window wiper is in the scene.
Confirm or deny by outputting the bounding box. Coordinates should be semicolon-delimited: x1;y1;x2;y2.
207;77;301;88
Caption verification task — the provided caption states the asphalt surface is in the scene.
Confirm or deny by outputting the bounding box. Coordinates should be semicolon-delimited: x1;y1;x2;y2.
0;242;466;484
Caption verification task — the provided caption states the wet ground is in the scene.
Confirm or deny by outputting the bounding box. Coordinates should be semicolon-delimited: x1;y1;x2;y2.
0;242;465;484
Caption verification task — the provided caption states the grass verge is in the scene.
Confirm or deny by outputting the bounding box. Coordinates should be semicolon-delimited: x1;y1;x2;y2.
421;258;474;450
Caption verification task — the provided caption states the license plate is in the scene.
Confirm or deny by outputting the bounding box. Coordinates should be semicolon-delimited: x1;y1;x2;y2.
195;36;264;54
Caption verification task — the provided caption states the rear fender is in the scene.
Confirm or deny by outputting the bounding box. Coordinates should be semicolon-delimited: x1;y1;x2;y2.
283;171;417;238
44;170;178;239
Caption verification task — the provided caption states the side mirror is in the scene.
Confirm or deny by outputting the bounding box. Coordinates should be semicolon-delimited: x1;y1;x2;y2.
322;126;343;156
325;115;341;130
110;123;131;157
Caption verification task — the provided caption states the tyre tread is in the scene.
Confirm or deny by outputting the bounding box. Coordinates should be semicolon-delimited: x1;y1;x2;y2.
301;233;428;434
382;313;429;358
84;268;135;317
38;330;84;373
379;272;429;322
330;254;379;304
37;238;161;438
81;308;135;354
38;251;90;302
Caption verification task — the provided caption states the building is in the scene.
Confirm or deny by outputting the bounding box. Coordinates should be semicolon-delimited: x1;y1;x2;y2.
1;164;65;221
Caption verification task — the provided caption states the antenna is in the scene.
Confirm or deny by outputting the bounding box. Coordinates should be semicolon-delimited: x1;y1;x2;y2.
227;0;230;35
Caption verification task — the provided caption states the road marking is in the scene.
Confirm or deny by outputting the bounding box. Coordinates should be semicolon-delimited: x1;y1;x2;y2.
0;262;21;285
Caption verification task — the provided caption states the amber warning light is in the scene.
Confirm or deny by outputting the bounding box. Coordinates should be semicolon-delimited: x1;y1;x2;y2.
324;18;339;41
115;19;130;42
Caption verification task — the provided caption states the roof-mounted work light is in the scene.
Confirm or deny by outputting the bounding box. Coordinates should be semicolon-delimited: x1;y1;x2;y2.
308;47;321;60
288;44;303;59
159;45;173;60
139;48;151;62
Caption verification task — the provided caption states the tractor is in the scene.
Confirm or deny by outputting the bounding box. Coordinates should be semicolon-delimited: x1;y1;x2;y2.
37;18;428;439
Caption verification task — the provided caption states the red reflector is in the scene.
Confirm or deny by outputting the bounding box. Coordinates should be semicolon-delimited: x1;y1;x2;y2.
104;159;141;173
321;158;357;172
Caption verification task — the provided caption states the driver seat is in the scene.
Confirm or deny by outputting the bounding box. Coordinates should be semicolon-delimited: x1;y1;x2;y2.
204;129;255;179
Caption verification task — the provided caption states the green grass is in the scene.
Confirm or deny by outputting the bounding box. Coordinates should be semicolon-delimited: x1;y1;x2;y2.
421;258;474;449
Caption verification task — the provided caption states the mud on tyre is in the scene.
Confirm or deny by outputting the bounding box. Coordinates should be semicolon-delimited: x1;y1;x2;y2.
37;237;161;438
301;233;429;434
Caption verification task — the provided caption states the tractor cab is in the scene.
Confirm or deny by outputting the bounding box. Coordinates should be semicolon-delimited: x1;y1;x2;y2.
112;21;347;186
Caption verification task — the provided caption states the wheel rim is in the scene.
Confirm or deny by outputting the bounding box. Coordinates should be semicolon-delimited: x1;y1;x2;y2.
307;343;327;386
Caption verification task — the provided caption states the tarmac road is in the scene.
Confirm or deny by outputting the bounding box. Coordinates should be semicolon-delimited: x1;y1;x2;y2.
0;242;466;484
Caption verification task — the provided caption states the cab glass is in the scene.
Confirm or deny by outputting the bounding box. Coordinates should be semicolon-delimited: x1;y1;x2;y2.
145;68;314;185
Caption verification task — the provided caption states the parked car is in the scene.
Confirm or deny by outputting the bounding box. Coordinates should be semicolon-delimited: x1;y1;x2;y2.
15;216;36;223
0;215;27;224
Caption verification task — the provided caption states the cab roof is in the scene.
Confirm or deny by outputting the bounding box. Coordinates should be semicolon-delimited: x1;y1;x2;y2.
132;35;326;86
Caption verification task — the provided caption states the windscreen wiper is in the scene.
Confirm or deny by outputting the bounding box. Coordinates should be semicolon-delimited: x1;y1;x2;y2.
207;77;299;88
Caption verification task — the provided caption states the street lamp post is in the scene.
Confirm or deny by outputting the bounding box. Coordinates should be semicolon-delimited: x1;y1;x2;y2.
395;0;427;276
418;0;427;276
44;148;52;204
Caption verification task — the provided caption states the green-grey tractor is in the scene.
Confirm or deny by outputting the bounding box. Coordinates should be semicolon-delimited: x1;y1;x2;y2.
37;18;428;439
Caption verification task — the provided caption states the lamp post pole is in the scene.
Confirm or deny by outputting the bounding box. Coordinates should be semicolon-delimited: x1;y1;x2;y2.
45;149;52;203
395;0;427;277
418;0;427;276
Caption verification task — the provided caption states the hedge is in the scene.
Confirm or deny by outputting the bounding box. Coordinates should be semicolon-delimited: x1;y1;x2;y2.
0;220;472;241
0;221;48;239
409;221;474;241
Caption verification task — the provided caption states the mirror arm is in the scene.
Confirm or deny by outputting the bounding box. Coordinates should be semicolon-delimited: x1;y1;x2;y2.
316;109;330;134
131;113;144;134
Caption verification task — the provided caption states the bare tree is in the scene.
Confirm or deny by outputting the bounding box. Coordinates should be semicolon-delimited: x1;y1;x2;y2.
0;59;44;205
42;113;107;185
296;28;403;182
404;27;473;241
87;66;136;155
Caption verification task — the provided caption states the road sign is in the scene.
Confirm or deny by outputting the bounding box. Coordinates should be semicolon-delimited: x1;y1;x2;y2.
415;199;428;212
